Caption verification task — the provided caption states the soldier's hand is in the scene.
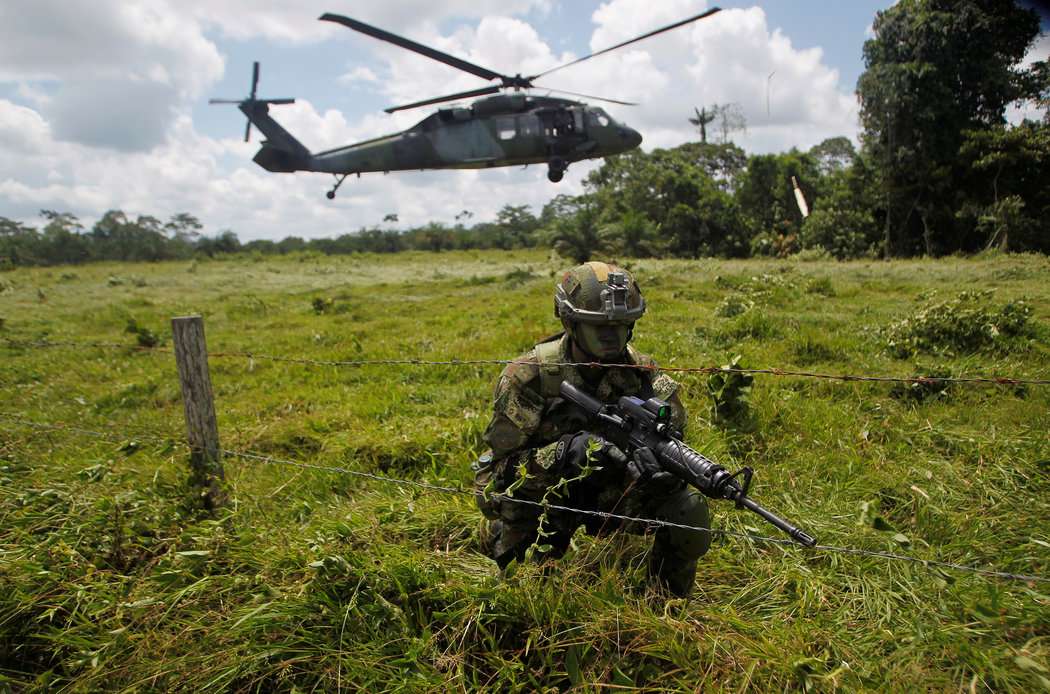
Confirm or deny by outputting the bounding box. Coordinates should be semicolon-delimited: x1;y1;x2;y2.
555;431;627;474
626;447;680;496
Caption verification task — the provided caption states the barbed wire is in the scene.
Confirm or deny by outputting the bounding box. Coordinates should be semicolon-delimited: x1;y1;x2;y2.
4;337;1049;387
2;412;1047;585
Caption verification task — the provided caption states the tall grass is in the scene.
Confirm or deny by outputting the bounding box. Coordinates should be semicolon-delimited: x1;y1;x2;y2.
1;250;1048;691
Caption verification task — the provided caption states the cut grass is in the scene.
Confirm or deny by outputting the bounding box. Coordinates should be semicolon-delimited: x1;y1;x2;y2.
1;250;1049;691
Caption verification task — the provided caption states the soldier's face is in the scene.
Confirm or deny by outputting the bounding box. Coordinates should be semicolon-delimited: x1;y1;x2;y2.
575;322;631;360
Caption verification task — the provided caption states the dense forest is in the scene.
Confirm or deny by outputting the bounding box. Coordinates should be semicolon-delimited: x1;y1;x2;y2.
1;0;1047;269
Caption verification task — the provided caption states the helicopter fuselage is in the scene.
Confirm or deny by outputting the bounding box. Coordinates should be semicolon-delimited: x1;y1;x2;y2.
248;94;641;185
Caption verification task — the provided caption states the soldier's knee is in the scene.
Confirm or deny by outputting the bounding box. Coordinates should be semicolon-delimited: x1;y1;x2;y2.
654;489;711;560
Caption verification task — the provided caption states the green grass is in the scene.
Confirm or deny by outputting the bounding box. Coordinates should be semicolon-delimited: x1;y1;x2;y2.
1;250;1049;691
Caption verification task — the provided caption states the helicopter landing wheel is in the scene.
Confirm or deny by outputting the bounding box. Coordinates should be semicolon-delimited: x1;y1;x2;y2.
547;159;567;183
326;173;349;200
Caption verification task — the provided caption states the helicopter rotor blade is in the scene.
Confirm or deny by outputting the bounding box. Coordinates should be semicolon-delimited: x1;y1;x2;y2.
529;6;722;81
320;13;506;83
244;119;253;143
384;85;502;113
251;61;260;100
537;87;638;106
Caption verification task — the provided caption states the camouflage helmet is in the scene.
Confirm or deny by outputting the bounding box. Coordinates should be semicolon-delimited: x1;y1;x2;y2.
554;261;645;325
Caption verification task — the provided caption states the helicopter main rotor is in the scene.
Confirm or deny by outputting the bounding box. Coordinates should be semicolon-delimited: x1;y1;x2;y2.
320;7;721;113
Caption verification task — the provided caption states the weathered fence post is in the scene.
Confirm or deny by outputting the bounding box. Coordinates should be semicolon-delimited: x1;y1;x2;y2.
171;315;226;510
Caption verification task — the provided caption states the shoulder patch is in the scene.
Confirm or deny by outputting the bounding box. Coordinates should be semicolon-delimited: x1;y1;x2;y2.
503;349;540;387
652;372;680;400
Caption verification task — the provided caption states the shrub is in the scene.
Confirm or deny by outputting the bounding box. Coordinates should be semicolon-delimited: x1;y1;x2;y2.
884;290;1033;357
124;318;160;348
805;276;835;297
889;370;954;403
312;297;335;314
706;355;754;427
714;294;753;318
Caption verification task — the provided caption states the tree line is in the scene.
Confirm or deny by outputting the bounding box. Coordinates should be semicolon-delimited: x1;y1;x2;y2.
1;0;1046;269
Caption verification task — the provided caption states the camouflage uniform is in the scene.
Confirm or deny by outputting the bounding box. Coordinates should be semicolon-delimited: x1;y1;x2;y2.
474;263;711;596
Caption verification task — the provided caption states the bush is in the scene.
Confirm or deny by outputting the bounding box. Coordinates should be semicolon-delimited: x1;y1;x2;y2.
124;318;160;348
707;355;754;427
312;297;335;314
889;370;953;403
884;290;1033;357
714;294;753;318
805;276;836;297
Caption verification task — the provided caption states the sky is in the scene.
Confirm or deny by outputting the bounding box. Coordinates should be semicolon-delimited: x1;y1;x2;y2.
0;0;1046;241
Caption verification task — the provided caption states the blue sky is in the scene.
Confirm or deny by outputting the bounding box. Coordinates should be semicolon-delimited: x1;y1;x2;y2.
0;1;1044;240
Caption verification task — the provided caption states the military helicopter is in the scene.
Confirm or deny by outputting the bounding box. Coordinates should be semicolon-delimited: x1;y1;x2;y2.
210;8;722;199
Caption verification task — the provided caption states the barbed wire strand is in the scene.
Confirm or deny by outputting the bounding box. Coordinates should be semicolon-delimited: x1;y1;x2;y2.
4;337;1048;387
2;413;1047;585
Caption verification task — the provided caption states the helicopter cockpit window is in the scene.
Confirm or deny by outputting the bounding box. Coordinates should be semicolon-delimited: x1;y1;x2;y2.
497;117;516;140
586;108;611;128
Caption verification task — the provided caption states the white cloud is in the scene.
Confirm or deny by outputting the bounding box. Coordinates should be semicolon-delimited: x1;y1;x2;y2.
338;67;379;85
183;0;554;42
0;0;224;151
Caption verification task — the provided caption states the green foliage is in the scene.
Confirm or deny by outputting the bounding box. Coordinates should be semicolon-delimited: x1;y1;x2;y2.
706;355;754;427
857;0;1045;256
884;290;1034;357
736;149;821;246
805;276;836;297
889;370;954;403
124;318;160;348
312;296;335;314
714;294;753;318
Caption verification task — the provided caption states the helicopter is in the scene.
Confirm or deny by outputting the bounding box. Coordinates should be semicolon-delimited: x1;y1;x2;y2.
210;7;722;199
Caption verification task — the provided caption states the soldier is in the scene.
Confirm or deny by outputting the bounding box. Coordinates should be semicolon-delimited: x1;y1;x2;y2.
474;261;711;596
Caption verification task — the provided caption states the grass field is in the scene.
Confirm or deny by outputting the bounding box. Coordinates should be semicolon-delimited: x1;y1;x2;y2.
1;250;1049;692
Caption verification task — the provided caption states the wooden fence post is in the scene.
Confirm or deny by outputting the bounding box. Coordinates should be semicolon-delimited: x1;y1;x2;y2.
171;315;226;510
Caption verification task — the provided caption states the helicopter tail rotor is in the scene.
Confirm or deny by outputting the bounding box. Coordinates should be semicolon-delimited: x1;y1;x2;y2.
209;61;295;142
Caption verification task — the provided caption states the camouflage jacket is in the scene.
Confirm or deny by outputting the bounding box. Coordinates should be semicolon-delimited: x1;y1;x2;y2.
478;333;686;513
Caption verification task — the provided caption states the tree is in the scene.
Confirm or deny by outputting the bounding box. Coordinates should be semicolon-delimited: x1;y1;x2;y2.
958;121;1050;251
494;204;539;249
801;156;881;258
714;102;747;144
857;0;1043;256
688;106;717;143
809;137;857;176
735;149;822;245
537;195;604;263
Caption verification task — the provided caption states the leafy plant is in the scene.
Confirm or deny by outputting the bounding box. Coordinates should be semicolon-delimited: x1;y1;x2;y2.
714;294;753;318
884;290;1033;357
312;296;335;314
124;318;160;348
706;355;754;426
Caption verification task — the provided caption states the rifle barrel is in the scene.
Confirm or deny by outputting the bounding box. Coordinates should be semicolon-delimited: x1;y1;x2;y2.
737;496;817;546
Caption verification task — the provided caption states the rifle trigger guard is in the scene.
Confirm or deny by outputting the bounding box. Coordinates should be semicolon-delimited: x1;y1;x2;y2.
727;466;754;507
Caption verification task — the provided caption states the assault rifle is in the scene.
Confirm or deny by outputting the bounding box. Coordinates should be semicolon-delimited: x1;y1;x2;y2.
560;381;816;546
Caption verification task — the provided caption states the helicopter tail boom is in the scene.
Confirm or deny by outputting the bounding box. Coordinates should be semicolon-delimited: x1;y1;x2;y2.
210;61;311;172
238;101;311;172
